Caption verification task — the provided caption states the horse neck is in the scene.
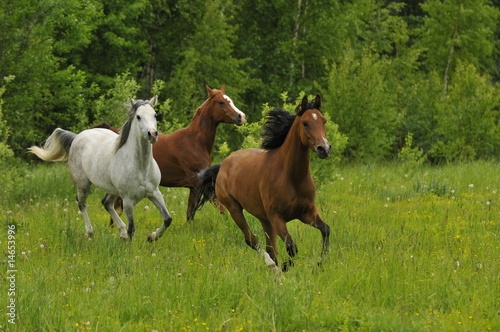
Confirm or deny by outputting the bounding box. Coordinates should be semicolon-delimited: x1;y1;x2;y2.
276;119;311;181
187;103;219;153
124;125;153;166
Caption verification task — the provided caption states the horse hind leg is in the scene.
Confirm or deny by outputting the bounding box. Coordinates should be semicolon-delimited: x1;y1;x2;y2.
186;186;201;222
105;196;123;227
102;194;128;240
74;180;94;237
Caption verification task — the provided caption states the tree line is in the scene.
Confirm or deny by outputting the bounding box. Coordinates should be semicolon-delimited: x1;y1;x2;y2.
1;0;499;165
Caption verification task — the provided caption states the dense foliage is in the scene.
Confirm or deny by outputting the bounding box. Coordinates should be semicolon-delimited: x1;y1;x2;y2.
1;0;499;162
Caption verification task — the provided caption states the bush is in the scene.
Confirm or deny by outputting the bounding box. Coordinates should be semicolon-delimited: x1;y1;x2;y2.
0;76;23;200
429;62;500;161
322;49;399;161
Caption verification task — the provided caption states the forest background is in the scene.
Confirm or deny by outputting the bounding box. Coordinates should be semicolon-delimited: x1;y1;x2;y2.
1;0;499;175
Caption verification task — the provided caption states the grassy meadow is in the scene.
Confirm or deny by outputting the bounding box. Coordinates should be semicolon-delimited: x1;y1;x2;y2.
1;161;499;331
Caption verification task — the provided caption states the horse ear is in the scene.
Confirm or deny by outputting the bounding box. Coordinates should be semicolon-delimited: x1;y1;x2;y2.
129;97;136;105
313;94;321;109
295;95;308;115
149;95;158;107
220;85;226;94
206;85;213;97
301;95;309;109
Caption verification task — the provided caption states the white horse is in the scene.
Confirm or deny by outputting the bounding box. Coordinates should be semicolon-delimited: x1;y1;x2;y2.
29;96;172;241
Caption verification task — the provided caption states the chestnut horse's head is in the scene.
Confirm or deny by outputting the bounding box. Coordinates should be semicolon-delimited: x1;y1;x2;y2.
296;95;331;159
204;85;246;126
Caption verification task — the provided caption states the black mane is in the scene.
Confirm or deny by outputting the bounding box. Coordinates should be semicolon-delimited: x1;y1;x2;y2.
117;100;149;150
261;109;296;150
260;94;321;150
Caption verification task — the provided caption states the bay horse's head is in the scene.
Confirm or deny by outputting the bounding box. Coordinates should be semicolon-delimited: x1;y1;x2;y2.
204;85;246;126
296;95;331;159
119;95;159;149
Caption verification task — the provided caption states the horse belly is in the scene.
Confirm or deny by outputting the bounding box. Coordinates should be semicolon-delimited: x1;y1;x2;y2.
154;134;209;188
217;149;267;218
70;130;119;194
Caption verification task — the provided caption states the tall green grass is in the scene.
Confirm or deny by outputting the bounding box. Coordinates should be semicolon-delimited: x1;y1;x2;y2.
1;162;498;331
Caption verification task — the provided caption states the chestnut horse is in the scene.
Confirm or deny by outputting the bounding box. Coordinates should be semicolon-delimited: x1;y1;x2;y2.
95;85;245;224
197;95;331;272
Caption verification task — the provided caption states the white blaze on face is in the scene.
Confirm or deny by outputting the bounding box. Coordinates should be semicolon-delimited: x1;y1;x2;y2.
312;113;318;121
224;95;246;123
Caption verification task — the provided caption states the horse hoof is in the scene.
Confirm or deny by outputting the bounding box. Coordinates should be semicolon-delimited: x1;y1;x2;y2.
119;234;129;241
147;232;157;243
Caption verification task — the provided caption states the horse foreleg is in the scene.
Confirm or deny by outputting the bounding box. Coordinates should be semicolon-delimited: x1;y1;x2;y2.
122;198;137;240
102;194;128;240
259;220;283;274
147;189;172;242
301;209;331;263
106;196;123;227
272;219;297;272
224;203;278;274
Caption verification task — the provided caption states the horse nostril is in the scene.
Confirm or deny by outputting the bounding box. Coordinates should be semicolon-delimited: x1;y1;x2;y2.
148;130;158;141
317;146;325;153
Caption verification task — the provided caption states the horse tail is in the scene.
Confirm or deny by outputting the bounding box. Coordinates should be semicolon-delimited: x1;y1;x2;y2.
195;164;221;210
28;128;77;162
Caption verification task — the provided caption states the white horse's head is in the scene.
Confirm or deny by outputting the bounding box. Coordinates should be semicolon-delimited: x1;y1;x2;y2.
129;95;159;144
118;96;159;150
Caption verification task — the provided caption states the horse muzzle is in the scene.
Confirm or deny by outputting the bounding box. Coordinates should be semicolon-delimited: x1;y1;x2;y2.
147;130;159;144
316;144;331;159
233;113;246;126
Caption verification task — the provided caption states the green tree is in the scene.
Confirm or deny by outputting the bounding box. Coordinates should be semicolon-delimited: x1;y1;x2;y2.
418;0;499;92
322;49;399;161
74;0;149;89
164;0;250;151
0;0;102;154
430;62;500;161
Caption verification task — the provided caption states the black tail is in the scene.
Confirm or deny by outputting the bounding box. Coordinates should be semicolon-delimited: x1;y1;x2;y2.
195;164;221;211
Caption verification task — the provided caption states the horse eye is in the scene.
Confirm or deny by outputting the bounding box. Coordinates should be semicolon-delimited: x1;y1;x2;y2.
136;115;141;121
219;101;225;105
302;121;308;127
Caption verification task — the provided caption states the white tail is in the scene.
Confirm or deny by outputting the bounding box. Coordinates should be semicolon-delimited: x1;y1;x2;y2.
28;128;76;162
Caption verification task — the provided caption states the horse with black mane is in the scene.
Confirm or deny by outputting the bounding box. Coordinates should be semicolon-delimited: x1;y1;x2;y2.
197;95;331;272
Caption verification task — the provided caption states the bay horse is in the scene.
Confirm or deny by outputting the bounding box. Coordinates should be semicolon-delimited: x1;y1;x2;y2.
98;85;246;224
29;96;173;242
197;95;331;272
